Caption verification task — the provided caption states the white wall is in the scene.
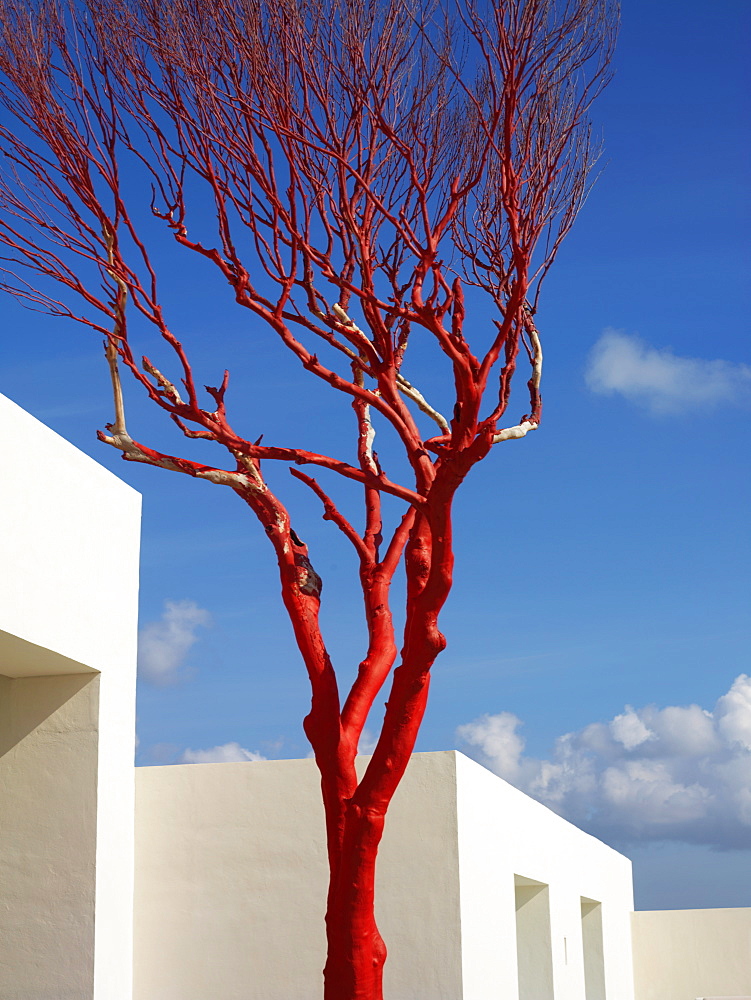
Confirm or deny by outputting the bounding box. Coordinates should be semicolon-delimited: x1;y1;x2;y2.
455;752;635;1000
0;393;141;1000
514;877;555;1000
133;752;463;1000
632;907;751;1000
134;751;640;1000
0;673;99;1000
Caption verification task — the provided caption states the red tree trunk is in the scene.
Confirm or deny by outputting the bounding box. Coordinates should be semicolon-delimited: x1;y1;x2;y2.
320;653;434;999
323;805;388;1000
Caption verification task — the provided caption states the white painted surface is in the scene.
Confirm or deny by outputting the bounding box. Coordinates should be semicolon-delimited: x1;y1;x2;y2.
134;750;637;1000
581;897;607;1000
0;629;95;677
514;877;555;1000
632;908;751;1000
0;394;141;1000
455;752;636;1000
0;673;99;1000
0;394;140;673
133;752;462;1000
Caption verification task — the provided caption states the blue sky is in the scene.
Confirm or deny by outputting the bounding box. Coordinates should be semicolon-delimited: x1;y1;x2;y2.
1;0;749;909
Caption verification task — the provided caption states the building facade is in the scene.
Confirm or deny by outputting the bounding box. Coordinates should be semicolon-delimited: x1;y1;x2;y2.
1;393;749;1000
0;392;140;1000
134;751;635;1000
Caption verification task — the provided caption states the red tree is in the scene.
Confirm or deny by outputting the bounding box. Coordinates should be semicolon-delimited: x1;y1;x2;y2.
0;0;616;995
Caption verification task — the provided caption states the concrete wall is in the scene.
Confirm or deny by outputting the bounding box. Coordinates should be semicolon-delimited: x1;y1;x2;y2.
632;907;751;1000
0;673;99;1000
0;393;141;1000
134;751;638;1000
134;752;462;1000
455;753;635;1000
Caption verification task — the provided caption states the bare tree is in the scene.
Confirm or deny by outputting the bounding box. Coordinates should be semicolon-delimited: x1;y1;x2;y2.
0;0;617;995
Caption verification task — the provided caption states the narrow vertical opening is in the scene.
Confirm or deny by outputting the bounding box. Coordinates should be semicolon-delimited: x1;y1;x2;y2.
514;875;554;1000
581;896;606;1000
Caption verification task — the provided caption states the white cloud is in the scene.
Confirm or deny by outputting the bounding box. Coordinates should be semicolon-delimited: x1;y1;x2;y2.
716;677;751;750
610;706;654;750
456;675;751;849
179;742;267;764
137;599;211;686
585;329;751;414
357;729;378;755
456;711;525;780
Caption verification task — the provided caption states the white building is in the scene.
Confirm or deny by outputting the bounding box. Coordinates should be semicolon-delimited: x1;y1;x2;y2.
0;392;141;1000
1;392;749;1000
134;752;635;1000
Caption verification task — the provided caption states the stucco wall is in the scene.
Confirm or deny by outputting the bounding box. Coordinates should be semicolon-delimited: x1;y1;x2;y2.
0;393;141;1000
134;751;639;1000
0;673;99;1000
632;907;751;1000
455;752;635;1000
133;752;463;1000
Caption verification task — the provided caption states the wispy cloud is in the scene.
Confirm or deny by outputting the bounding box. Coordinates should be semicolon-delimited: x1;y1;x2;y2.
585;329;751;414
180;741;267;764
357;729;378;755
137;599;211;686
457;675;751;849
34;401;104;421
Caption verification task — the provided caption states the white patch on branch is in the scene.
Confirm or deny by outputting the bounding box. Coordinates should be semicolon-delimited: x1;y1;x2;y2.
395;374;450;433
332;302;358;328
142;358;184;405
362;406;377;472
333;302;449;435
527;320;543;396
492;420;538;443
230;449;267;491
99;426;258;490
195;467;256;487
331;302;374;358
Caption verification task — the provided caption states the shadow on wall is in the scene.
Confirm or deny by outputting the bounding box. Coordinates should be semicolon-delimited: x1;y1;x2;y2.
0;672;95;755
515;875;554;1000
0;671;100;1000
